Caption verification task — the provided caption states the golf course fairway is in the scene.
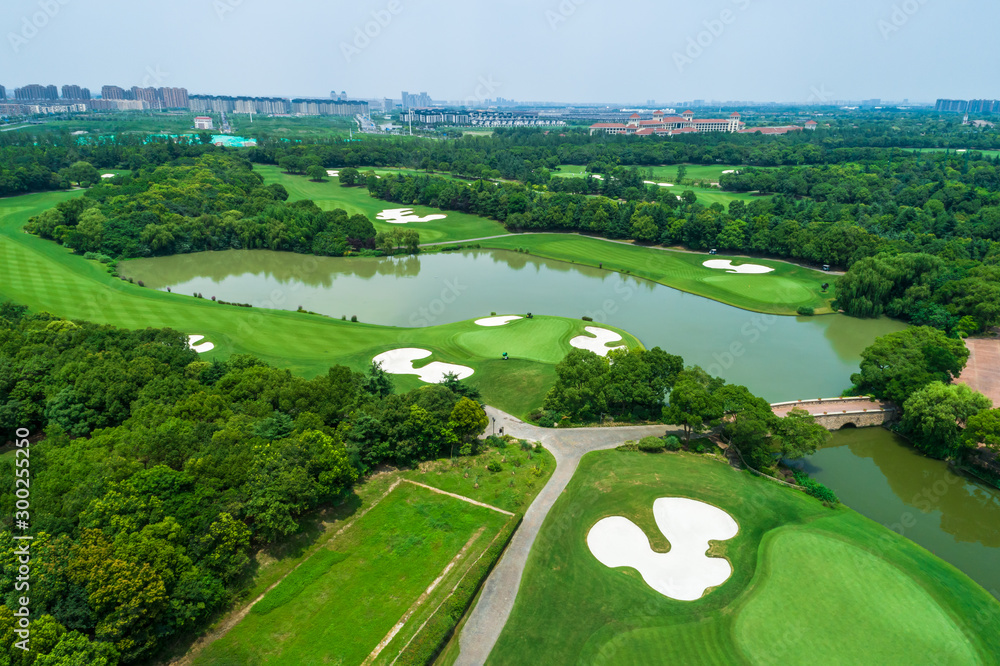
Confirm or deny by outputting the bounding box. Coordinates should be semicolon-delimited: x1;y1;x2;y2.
478;234;835;315
0;190;639;416
485;451;1000;665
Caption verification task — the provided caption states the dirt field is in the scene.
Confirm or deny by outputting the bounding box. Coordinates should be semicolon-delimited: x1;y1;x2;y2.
958;336;1000;407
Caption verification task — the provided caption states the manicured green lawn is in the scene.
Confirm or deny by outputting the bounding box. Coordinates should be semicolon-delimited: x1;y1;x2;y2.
487;451;1000;664
254;165;509;244
478;234;834;315
551;164;769;208
0;191;637;415
195;482;510;666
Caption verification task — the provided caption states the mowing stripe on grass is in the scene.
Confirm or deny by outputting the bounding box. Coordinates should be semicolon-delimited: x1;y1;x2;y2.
402;479;515;516
364;527;487;666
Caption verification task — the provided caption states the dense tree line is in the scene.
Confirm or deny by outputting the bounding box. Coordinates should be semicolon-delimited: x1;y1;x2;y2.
23;154;378;259
541;346;830;472
0;303;488;663
850;326;1000;460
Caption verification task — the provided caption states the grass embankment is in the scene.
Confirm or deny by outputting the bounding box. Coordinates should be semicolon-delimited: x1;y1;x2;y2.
488;451;1000;664
255;165;509;244
194;445;555;665
478;234;835;315
0;191;639;416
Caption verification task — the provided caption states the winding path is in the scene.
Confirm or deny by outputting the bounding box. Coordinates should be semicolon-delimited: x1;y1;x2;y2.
455;407;677;666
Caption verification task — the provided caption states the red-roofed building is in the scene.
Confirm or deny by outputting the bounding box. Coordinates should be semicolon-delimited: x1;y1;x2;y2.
805;120;818;131
589;109;744;136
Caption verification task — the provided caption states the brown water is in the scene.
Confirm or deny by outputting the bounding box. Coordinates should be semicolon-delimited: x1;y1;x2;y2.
797;427;1000;598
119;249;905;403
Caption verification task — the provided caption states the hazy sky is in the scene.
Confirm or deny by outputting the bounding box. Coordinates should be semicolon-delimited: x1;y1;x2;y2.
2;0;997;104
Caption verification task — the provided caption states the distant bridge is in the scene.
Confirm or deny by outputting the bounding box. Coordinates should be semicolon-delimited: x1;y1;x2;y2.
770;396;898;430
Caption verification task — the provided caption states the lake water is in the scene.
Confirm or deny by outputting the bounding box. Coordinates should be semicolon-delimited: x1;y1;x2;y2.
119;248;905;402
798;428;1000;598
119;248;998;598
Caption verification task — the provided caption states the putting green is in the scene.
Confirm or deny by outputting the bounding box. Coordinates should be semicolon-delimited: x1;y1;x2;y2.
479;234;834;315
485;451;1000;664
734;529;977;664
0;191;640;416
254;165;509;244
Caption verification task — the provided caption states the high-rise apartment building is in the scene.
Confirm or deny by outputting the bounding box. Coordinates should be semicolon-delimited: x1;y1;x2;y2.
101;85;127;100
14;84;58;100
61;84;91;99
160;87;189;109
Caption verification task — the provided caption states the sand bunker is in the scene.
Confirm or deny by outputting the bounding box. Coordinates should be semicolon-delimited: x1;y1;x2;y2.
703;259;774;274
643;181;675;187
570;327;626;357
100;173;115;179
377;208;448;224
474;315;523;327
326;169;340;177
372;348;473;383
722;169;737;174
188;335;215;353
588;497;739;601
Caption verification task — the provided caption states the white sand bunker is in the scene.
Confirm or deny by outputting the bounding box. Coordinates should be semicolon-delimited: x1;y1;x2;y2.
372;348;473;383
570;327;626;357
188;335;215;353
326;169;340;177
643;181;675;187
703;259;774;274
101;173;115;179
377;208;447;224
722;169;737;174
475;315;523;327
588;497;739;601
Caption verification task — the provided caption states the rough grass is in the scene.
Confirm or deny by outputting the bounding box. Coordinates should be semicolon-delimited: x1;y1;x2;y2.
487;451;1000;664
478;234;834;315
0;191;640;414
195;482;510;666
255;165;509;244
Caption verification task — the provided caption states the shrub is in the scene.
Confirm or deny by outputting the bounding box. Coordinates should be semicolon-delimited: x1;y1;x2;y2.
637;436;666;452
793;470;839;504
797;306;815;316
582;316;593;322
350;315;358;322
491;311;497;316
617;439;639;452
487;458;503;473
137;280;145;288
664;435;683;451
688;438;716;454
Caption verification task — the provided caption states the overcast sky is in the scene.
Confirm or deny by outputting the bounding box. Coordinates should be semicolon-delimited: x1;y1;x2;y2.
1;0;996;104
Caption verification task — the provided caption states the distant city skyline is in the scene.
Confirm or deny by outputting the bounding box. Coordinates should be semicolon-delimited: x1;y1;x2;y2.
1;0;997;104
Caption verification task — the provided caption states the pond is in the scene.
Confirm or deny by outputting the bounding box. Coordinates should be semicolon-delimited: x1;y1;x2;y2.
118;249;905;402
797;427;1000;599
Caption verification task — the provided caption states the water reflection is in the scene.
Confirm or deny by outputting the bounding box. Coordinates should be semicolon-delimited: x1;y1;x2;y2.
118;248;905;402
800;427;1000;596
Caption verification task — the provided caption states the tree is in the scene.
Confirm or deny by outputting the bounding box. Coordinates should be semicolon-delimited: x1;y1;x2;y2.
962;408;1000;452
774;408;830;459
851;327;969;405
339;167;360;186
900;382;992;458
448;397;488;456
663;369;722;444
67;161;99;187
306;165;327;182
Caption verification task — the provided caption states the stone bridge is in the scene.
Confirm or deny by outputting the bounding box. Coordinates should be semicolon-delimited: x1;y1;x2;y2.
771;396;898;430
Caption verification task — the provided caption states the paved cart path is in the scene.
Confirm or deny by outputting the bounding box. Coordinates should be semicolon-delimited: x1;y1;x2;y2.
455;407;677;666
